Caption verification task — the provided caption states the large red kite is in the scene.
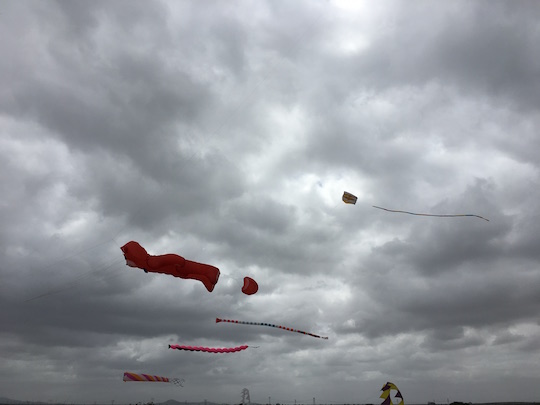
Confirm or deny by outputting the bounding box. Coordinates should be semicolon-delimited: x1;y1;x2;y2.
121;241;220;292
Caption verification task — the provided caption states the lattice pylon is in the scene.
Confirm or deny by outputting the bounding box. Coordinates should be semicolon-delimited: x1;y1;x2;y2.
241;388;251;405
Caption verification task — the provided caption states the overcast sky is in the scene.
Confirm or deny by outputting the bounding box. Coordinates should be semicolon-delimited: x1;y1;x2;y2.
2;0;540;404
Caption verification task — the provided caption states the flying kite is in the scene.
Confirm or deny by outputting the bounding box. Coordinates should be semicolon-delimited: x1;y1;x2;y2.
120;241;220;292
169;344;250;353
123;372;185;386
342;191;358;204
242;276;258;295
216;317;329;339
342;189;488;221
380;381;404;405
372;205;489;221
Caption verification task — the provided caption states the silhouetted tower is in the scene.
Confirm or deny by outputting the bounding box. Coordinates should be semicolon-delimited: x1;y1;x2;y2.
241;388;251;405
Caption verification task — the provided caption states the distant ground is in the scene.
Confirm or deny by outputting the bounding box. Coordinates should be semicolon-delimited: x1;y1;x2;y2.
1;398;539;405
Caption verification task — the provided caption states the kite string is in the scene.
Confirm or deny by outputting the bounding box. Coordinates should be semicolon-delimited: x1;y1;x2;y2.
372;205;489;221
24;256;125;302
24;188;169;303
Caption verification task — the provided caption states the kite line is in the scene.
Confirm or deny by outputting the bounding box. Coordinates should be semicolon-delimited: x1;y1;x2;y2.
372;205;489;221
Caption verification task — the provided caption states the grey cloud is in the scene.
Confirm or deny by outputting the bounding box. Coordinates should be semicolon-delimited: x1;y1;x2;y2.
2;0;540;403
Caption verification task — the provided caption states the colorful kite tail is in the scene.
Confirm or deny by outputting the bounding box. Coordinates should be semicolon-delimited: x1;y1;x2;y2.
216;317;329;340
123;372;169;382
168;344;249;353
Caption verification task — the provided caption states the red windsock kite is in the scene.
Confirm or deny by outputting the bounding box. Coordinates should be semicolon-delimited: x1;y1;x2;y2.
121;241;220;292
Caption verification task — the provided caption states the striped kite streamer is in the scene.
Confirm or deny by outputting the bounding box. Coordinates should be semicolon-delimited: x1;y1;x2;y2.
169;344;249;353
216;317;329;340
123;372;169;383
372;205;489;221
